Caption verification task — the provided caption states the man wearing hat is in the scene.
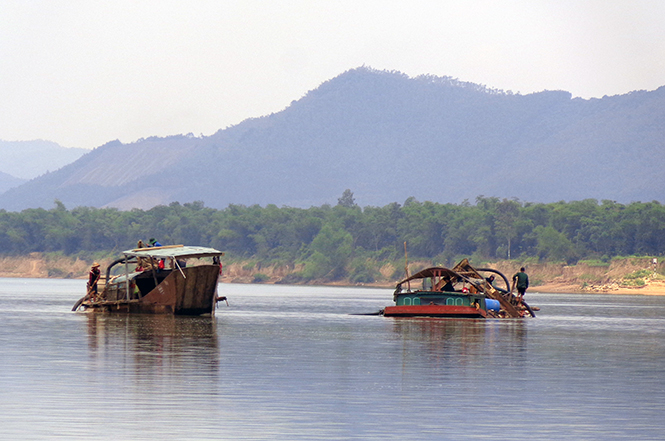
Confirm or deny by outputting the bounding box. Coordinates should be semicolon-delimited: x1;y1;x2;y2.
149;238;162;247
88;262;101;299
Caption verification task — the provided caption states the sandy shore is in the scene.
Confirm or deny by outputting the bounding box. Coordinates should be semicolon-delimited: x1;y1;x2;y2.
534;281;665;295
2;254;665;296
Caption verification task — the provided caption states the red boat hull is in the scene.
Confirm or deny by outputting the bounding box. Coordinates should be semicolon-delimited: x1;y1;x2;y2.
383;304;487;318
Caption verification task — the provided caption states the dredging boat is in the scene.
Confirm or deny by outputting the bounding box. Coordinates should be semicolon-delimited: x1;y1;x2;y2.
383;259;535;318
72;245;225;315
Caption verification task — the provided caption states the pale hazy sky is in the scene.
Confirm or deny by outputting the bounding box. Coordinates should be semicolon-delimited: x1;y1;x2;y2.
1;0;664;149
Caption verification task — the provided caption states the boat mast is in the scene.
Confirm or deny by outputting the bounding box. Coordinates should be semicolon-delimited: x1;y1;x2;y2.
404;241;411;292
124;254;129;301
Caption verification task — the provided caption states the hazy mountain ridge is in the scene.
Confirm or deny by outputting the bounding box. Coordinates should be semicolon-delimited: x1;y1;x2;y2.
0;67;663;211
0;140;87;181
0;171;25;194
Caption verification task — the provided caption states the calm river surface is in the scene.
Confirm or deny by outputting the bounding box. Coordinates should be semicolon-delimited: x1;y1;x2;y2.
1;278;664;440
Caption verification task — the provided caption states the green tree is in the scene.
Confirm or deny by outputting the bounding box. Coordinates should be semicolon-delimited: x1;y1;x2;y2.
534;225;577;263
495;199;520;259
302;224;353;280
337;189;356;208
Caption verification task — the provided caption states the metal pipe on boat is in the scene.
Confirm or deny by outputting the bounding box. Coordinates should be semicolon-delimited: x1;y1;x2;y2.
475;267;511;293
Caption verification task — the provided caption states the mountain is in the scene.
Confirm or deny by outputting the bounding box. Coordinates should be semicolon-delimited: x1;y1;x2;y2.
0;67;663;211
0;170;26;194
0;140;88;181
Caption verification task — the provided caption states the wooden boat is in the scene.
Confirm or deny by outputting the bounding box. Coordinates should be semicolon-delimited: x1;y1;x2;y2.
383;259;535;318
73;245;225;315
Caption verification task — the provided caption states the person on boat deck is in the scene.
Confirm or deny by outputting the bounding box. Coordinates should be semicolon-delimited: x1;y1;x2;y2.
136;240;150;271
512;267;529;301
149;238;162;247
486;274;509;294
88;262;101;297
213;256;223;275
440;277;455;292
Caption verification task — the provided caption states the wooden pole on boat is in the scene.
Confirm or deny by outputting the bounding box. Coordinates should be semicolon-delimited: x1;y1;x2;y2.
174;258;187;279
131;244;184;252
124;255;130;301
150;256;159;288
404;241;411;292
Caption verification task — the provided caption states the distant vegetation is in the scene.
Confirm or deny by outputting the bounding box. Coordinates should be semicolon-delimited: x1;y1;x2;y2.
1;193;664;283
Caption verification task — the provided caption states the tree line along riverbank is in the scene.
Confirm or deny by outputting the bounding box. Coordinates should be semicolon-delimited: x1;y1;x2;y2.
1;195;664;292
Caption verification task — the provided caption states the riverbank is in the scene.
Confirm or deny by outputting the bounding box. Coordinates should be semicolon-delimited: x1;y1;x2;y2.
533;280;665;295
1;253;663;295
484;257;665;295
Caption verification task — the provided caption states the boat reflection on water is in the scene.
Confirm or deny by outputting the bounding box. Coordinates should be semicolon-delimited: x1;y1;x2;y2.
390;318;528;376
84;313;220;378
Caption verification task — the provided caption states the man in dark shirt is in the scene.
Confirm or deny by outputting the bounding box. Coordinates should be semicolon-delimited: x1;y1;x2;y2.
512;267;529;301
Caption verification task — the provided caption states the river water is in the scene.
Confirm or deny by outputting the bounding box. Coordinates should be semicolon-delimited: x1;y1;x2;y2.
1;278;664;440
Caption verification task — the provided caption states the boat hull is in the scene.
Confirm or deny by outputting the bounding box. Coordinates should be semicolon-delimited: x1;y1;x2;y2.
383;304;487;318
82;265;220;315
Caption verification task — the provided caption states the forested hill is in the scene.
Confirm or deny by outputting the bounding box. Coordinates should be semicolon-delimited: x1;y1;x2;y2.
1;67;664;211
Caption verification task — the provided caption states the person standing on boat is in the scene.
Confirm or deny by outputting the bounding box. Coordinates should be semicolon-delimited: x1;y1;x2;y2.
88;262;101;299
512;267;529;301
213;255;223;275
487;274;509;294
136;240;149;271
